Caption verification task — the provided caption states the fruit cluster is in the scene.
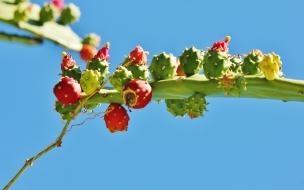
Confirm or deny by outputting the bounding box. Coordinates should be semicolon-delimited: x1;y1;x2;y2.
53;36;284;132
53;43;153;133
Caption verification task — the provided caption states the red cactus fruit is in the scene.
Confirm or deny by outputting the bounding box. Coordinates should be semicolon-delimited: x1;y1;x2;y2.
122;79;152;109
211;36;230;53
50;0;64;11
104;103;130;133
129;46;148;65
53;77;81;106
61;52;76;72
80;44;97;62
94;42;110;61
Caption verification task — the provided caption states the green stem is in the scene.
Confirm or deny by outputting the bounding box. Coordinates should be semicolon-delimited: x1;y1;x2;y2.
0;31;42;45
85;75;304;104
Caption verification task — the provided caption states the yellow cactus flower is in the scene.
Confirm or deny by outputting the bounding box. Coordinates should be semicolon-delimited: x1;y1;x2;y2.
258;52;282;80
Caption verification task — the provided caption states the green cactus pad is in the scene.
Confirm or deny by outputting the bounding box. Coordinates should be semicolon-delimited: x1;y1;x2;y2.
13;7;29;22
149;52;177;81
203;50;232;79
62;66;82;83
39;3;59;23
82;33;100;47
179;46;204;76
229;55;243;74
110;66;133;92
217;73;247;96
86;58;110;82
15;0;28;4
126;64;149;81
242;49;263;75
184;92;208;119
80;69;102;95
54;100;81;120
84;103;101;111
58;3;81;25
165;99;188;117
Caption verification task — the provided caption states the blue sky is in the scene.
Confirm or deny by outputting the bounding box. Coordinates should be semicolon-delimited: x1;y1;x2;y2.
1;0;304;189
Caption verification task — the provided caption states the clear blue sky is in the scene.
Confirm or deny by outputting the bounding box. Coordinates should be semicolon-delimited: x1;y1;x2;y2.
1;0;304;189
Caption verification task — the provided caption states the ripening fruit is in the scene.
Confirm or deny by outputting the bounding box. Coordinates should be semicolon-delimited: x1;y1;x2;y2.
122;79;152;109
53;77;81;106
104;103;130;133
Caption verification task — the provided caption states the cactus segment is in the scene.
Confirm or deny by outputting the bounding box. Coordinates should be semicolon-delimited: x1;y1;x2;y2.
229;55;243;74
179;46;204;76
39;3;59;23
58;3;81;25
184;92;208;119
126;64;149;81
82;33;101;47
86;58;110;82
218;73;247;96
54;100;82;120
80;69;102;95
13;6;29;22
203;50;232;79
110;66;133;92
62;66;82;83
165;99;187;117
84;103;101;111
258;52;283;80
242;49;263;75
149;52;177;81
15;0;28;4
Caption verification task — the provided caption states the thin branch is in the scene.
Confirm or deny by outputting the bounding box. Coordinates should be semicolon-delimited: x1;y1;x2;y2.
3;78;112;189
3;118;72;190
0;31;42;45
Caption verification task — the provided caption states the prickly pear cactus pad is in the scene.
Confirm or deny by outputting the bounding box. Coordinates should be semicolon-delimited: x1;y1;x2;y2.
62;66;82;83
258;52;283;80
39;3;59;23
58;3;81;25
82;33;101;47
110;66;134;92
86;58;110;82
184;92;208;119
54;100;82;121
149;52;178;81
217;72;247;96
165;99;187;117
229;55;243;74
203;37;232;79
242;49;263;75
0;0;87;51
80;69;102;95
179;46;204;76
126;64;149;81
